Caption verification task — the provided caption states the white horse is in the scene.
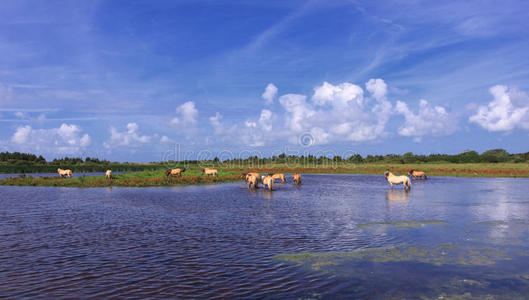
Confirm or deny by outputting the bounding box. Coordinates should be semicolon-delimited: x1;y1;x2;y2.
105;169;112;179
384;170;411;190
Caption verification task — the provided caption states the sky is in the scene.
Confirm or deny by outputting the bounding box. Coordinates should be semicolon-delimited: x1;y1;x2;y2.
1;0;529;162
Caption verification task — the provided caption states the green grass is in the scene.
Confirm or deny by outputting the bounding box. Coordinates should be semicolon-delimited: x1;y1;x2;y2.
0;169;243;188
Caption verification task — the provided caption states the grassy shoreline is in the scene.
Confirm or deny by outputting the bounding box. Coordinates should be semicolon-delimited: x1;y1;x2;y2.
1;163;528;187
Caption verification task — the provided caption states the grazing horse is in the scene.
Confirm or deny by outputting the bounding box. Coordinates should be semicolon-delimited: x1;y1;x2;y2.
292;173;302;185
271;173;286;183
384;170;411;191
247;174;261;189
57;168;72;178
408;169;427;180
201;168;218;177
261;175;274;191
105;169;112;179
166;168;186;177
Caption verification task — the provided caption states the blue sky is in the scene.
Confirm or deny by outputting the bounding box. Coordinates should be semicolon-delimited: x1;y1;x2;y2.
1;0;529;162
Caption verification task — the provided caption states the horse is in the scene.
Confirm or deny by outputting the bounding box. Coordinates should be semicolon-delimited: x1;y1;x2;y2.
201;168;218;177
247;174;261;189
408;169;427;180
105;169;112;179
242;172;260;181
271;173;286;183
166;168;186;177
261;175;274;191
384;170;411;190
292;173;302;185
57;168;72;178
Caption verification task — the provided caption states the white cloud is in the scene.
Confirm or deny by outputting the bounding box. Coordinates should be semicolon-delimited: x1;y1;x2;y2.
209;112;225;135
279;94;315;132
171;101;198;125
469;85;529;131
10;123;91;154
104;122;151;148
365;78;388;101
262;83;278;104
210;79;394;147
160;135;170;143
395;99;457;138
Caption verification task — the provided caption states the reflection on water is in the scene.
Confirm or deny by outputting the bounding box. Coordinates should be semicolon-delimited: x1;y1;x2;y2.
1;174;529;298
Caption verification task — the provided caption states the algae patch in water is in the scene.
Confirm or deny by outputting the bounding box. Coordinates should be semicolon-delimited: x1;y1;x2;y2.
275;244;511;271
357;220;446;230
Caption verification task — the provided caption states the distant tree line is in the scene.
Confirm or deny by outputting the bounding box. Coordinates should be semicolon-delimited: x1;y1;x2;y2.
1;148;528;173
213;149;529;165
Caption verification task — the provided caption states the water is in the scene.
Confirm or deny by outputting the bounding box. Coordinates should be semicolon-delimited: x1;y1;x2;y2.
1;174;529;299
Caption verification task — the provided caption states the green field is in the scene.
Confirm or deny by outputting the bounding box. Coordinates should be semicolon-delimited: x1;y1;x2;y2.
0;169;242;188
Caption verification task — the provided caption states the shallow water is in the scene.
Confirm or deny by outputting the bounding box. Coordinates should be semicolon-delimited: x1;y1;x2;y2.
1;174;529;299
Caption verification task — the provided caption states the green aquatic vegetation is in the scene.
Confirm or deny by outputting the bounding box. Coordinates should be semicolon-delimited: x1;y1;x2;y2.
275;244;513;271
357;220;446;230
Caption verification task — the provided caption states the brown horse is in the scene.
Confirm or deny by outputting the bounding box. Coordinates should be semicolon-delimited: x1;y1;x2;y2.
408;169;427;180
242;172;260;181
292;173;302;185
57;168;72;178
166;168;186;177
271;173;286;183
261;175;274;191
247;174;260;189
201;168;218;177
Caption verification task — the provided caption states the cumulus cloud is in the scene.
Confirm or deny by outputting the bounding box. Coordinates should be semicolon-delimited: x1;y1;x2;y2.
209;112;225;135
171;101;198;125
104;122;151;148
210;79;394;147
469;85;529;131
10;123;91;154
262;83;278;104
395;99;457;138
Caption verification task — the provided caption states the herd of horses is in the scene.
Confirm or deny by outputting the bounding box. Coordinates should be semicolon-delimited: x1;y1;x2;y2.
56;167;425;191
242;172;302;191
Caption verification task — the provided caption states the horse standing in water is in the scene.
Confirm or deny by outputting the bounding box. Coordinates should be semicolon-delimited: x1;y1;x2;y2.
261;175;274;191
247;174;261;189
271;173;286;183
57;168;73;178
384;170;411;191
201;168;218;177
292;173;302;185
408;169;427;180
166;168;186;177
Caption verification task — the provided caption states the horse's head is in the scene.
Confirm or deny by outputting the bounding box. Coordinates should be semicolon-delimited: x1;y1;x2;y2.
181;168;186;173
408;169;414;175
384;170;390;178
201;169;205;174
165;170;171;177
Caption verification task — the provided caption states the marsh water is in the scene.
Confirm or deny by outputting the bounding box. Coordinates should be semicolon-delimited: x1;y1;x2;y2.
1;174;529;299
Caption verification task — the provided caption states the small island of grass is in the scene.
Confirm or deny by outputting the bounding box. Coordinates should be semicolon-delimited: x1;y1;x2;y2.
0;169;243;188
